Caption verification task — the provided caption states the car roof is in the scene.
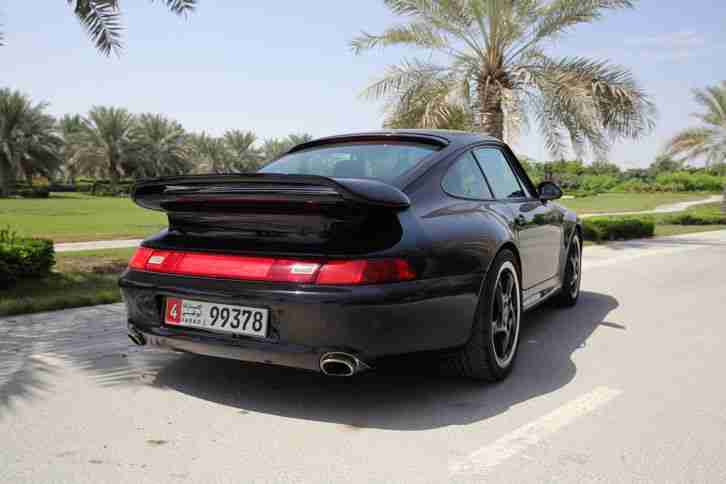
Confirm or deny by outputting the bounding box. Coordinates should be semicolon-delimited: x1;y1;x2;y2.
288;129;502;153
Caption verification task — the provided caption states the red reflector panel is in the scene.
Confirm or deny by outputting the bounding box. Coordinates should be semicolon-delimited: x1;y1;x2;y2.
316;259;416;285
128;247;153;269
128;249;415;285
174;254;275;280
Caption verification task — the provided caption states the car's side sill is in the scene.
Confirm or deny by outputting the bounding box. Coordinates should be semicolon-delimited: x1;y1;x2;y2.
523;280;561;312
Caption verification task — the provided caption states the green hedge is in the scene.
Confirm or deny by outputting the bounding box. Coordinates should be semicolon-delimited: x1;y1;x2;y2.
655;172;724;192
0;229;55;289
582;217;655;243
659;205;726;225
16;186;50;198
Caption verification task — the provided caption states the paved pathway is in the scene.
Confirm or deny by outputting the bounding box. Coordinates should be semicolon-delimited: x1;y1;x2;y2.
2;230;726;482
55;239;143;253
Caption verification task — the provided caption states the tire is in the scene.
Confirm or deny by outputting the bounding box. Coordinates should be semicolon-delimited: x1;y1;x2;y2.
553;235;582;307
443;249;522;381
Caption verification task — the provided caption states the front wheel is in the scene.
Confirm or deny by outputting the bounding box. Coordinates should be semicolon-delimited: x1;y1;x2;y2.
444;250;522;381
553;235;582;307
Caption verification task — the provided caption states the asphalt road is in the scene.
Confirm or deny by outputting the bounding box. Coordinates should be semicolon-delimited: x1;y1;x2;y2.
2;230;726;483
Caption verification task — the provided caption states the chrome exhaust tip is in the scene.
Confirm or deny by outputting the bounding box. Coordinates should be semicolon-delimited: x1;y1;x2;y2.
319;352;368;377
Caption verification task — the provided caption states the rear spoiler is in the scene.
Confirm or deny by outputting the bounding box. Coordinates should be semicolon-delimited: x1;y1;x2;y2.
131;174;411;212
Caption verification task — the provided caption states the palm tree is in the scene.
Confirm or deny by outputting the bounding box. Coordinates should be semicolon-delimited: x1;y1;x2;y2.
223;130;263;172
58;114;87;183
664;81;726;165
0;89;62;196
352;0;656;159
79;106;135;186
1;1;197;56
189;132;233;174
261;134;314;164
127;114;192;177
664;81;726;212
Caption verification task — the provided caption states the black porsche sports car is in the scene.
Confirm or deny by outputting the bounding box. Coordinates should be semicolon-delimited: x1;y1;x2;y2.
120;130;581;381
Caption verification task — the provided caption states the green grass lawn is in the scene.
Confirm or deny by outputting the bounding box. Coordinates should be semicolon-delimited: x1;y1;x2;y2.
0;193;166;243
559;192;715;214
654;224;726;237
0;248;135;317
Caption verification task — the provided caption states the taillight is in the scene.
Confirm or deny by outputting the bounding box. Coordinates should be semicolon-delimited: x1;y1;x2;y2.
316;259;415;285
128;247;153;269
127;249;415;285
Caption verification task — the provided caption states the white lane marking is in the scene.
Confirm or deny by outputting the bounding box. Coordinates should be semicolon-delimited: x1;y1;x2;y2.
450;386;622;476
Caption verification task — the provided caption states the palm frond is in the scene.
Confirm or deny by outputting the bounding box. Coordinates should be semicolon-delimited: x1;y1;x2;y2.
361;59;450;101
531;0;633;42
68;1;123;56
154;0;197;15
663;81;726;165
526;56;655;157
351;22;449;53
69;0;196;56
691;81;726;127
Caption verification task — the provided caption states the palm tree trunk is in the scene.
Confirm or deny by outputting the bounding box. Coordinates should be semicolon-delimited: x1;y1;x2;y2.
476;80;504;140
0;162;12;197
0;154;16;197
108;150;120;189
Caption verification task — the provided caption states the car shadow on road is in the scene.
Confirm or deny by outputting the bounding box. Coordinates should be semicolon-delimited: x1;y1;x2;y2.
152;290;619;430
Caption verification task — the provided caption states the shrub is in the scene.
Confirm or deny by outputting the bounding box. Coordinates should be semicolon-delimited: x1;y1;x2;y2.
612;179;656;193
0;228;55;288
661;213;726;225
580;174;619;194
654;172;725;192
48;183;78;193
658;203;726;225
582;217;655;243
16;186;50;198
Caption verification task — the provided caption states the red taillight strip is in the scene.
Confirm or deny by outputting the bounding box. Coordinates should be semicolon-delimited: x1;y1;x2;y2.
127;248;415;285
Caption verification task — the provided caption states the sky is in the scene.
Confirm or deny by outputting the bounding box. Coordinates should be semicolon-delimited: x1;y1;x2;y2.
1;1;724;168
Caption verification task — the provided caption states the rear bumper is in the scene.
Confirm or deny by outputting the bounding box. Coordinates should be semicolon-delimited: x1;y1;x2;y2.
120;269;481;372
130;324;324;372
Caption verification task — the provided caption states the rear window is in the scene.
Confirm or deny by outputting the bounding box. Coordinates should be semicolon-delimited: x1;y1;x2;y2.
258;142;439;183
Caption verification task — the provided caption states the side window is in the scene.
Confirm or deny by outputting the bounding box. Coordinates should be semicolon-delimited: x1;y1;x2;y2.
473;148;529;199
442;152;493;199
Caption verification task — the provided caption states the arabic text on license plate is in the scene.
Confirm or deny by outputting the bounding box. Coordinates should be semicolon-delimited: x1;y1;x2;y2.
165;298;268;337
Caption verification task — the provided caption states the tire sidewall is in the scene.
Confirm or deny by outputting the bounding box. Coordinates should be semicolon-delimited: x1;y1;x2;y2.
478;250;522;379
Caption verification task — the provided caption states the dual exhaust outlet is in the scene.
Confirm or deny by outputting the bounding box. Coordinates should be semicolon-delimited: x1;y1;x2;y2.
319;352;369;377
128;326;366;377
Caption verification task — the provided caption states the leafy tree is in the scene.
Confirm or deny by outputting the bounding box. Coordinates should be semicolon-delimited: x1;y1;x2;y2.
261;134;314;164
648;154;685;176
587;160;621;176
664;81;726;166
352;0;656;158
223;130;263;172
383;82;473;130
58;114;87;183
127;114;192;177
78;106;135;186
189;132;233;174
0;89;62;195
1;1;197;56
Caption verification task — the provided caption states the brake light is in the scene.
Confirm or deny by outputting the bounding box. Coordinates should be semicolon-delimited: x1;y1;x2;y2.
128;247;153;269
127;249;415;285
316;259;415;285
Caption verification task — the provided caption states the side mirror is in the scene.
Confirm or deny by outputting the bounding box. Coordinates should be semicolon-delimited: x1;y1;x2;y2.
538;181;563;201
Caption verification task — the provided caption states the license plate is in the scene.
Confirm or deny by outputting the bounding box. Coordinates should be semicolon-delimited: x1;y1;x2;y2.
164;298;268;338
